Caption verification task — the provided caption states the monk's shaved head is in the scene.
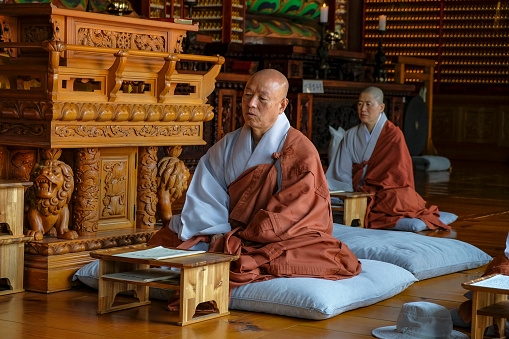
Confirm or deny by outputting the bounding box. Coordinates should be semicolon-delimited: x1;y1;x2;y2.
248;69;289;101
358;86;385;133
242;69;290;144
361;86;384;105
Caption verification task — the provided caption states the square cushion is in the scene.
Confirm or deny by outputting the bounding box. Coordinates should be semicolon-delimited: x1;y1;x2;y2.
74;258;416;320
393;211;458;232
229;259;416;320
412;155;451;171
332;223;492;280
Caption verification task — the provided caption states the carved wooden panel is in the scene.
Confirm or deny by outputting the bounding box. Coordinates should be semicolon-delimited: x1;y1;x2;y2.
98;147;136;231
136;146;158;229
296;93;312;139
0;146;6;179
73;148;100;235
390;97;404;128
312;96;359;157
8;148;36;182
433;95;509;162
432;105;457;143
460;106;498;144
217;89;241;140
264;59;303;79
76;28;166;52
500;108;509;147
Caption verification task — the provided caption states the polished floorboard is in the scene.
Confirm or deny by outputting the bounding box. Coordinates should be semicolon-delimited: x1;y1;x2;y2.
1;160;508;338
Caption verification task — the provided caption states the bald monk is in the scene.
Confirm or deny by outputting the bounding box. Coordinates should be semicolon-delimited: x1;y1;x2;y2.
149;69;361;289
326;86;448;230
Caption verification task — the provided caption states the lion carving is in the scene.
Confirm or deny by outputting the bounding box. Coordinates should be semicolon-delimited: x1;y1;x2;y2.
157;147;190;226
25;159;78;240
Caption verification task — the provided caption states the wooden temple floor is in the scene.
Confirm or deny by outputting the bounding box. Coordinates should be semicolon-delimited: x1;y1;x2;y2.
1;160;508;338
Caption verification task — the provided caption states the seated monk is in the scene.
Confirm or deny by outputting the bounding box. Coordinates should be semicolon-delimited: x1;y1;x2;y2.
326;86;448;230
149;69;361;289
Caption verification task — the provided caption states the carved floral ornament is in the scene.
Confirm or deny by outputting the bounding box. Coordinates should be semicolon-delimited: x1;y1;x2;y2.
24;232;155;255
0;122;46;137
54;124;200;138
77;28;166;52
0;20;14;57
53;102;213;122
0;100;53;120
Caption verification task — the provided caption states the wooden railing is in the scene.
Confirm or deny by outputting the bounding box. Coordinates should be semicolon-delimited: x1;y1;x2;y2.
0;41;225;122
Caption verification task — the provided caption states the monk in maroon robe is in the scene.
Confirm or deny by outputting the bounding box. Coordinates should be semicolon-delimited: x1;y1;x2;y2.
149;69;361;290
327;86;448;230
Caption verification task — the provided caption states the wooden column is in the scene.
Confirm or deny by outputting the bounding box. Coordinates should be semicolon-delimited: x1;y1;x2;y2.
73;148;100;235
136;146;158;229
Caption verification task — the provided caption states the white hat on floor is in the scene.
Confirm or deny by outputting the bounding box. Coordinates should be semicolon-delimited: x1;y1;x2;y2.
372;302;469;339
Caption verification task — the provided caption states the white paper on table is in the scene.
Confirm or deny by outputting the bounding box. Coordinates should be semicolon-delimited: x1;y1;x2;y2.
114;246;205;260
471;275;509;289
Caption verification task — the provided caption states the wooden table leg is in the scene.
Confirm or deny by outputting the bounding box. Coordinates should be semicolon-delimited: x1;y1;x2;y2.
493;293;508;339
343;196;368;227
471;291;495;339
97;260;151;314
178;261;230;326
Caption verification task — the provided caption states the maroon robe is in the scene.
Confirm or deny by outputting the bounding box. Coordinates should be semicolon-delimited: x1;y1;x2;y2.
353;120;449;230
149;128;361;289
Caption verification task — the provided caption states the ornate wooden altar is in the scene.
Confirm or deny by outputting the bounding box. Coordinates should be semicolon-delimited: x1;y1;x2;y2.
0;4;224;292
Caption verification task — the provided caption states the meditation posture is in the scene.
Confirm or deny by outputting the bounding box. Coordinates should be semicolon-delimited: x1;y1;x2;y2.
326;86;448;230
149;69;361;289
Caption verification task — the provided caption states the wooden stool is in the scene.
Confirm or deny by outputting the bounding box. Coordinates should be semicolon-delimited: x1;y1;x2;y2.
462;274;509;339
90;245;239;326
0;180;33;295
330;191;373;227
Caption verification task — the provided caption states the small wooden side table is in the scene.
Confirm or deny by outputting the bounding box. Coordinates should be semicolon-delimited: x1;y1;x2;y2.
0;180;33;295
90;245;239;326
330;191;373;227
462;274;509;339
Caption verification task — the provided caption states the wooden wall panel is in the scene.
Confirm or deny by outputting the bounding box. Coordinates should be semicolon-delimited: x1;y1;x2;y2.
433;95;509;162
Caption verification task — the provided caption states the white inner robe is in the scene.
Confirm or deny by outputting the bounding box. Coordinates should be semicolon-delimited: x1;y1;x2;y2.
168;113;290;242
326;113;388;191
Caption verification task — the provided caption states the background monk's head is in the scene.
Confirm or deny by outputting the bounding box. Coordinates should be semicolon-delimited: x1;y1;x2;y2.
242;69;289;145
358;86;385;133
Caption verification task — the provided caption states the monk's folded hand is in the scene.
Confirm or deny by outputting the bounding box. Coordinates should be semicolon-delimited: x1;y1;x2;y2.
210;233;224;248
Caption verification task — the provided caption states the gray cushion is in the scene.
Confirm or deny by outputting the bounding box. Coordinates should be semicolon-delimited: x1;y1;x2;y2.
332;223;492;280
412;155;451;171
393;211;458;232
229;259;416;320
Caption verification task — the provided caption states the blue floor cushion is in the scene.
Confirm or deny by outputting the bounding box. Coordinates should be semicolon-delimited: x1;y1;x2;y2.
412;155;451;171
393;211;458;232
332;223;492;280
74;258;416;320
229;259;416;320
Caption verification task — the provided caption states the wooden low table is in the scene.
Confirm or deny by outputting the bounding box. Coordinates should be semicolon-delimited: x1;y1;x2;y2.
462;274;509;339
330;191;373;227
90;245;239;326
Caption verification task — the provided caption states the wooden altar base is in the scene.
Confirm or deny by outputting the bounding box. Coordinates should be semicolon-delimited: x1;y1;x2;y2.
23;228;159;293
